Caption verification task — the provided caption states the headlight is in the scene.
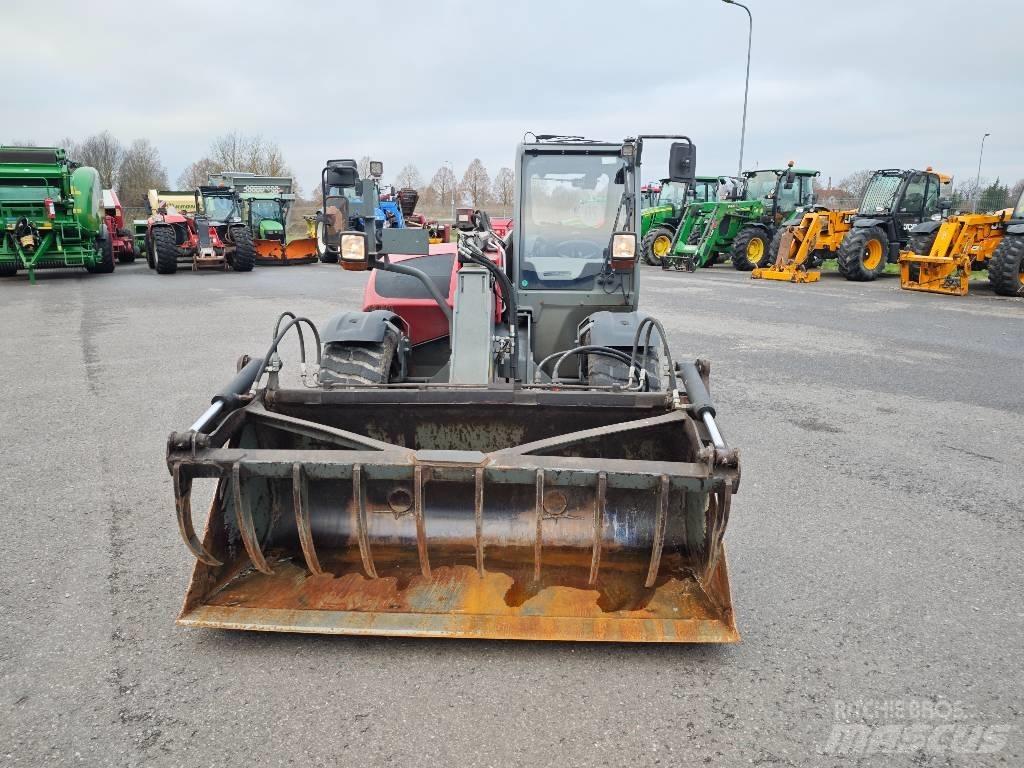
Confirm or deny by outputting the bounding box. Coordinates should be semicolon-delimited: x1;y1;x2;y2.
609;231;638;272
339;231;369;271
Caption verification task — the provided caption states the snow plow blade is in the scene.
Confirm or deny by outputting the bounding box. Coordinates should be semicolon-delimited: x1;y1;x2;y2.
168;384;740;643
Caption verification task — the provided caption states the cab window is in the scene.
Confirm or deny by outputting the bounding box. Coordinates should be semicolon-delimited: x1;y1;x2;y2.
900;174;927;215
923;175;940;217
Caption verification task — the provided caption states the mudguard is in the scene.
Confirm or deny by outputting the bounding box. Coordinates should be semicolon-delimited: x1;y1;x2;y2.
852;217;887;229
1006;223;1024;236
909;220;941;235
321;309;404;344
579;310;663;349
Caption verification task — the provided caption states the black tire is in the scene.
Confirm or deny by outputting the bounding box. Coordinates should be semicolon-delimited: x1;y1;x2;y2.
319;332;400;386
153;226;178;274
116;239;136;264
146;234;155;269
581;331;660;391
0;260;18;277
768;227;785;264
642;225;675;266
730;226;772;271
316;220;339;263
988;234;1024;297
85;237;115;274
837;226;889;281
906;231;937;258
230;227;255;272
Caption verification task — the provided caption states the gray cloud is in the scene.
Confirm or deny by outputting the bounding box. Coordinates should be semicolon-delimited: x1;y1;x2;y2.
4;0;1020;190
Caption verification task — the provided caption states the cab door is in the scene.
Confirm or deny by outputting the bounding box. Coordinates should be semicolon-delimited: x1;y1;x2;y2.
895;172;928;235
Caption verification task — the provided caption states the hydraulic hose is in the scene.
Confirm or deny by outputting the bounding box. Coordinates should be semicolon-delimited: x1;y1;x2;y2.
462;244;519;381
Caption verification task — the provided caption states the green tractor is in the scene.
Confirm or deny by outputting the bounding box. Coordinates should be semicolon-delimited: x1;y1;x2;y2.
640;175;721;265
662;164;819;272
0;146;111;284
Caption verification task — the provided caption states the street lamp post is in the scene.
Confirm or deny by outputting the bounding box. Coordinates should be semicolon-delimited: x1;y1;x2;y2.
445;160;455;223
721;0;752;180
973;133;990;212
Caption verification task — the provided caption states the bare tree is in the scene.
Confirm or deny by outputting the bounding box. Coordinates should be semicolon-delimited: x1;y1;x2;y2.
430;165;456;210
206;132;291;176
460;159;491;207
836;169;874;201
76;131;124;188
117;139;168;209
396;164;423;189
358;156;373;178
177;157;220;189
7;139;39;147
954;177;987;210
491;167;514;212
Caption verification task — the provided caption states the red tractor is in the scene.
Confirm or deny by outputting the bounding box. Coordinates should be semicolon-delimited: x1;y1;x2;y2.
102;189;138;263
144;186;256;275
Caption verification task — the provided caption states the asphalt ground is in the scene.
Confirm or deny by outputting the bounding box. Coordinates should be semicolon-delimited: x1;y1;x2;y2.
1;261;1021;767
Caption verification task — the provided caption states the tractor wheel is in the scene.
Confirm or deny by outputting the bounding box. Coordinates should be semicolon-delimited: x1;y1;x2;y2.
316;220;339;263
319;332;400;386
837;227;889;281
988;234;1024;297
769;228;785;264
230;227;256;272
86;236;115;274
642;226;674;266
0;261;18;277
731;226;772;271
153;227;178;274
116;240;136;264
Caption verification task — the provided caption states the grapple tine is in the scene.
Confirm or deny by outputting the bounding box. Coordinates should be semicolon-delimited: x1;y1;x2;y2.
474;467;485;577
173;464;222;567
645;474;669;588
292;463;323;576
588;471;606;586
231;462;273;574
413;465;431;578
352;464;377;578
534;469;544;582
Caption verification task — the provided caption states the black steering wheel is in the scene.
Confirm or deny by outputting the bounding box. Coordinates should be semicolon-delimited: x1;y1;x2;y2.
552;239;601;259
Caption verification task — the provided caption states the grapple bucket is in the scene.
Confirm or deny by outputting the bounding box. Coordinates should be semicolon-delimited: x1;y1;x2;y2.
169;386;740;642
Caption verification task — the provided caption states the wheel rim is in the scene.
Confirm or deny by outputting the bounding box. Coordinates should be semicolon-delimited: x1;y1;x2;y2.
863;238;883;270
652;235;671;257
747;237;765;264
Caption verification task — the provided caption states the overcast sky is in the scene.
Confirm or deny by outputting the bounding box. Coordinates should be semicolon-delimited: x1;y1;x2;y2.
4;0;1021;193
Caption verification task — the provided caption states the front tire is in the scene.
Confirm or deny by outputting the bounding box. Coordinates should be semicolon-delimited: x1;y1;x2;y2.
316;220;339;263
230;227;255;272
731;226;772;271
153;227;178;274
837;226;889;281
988;234;1024;297
85;237;115;274
319;332;400;386
642;226;675;266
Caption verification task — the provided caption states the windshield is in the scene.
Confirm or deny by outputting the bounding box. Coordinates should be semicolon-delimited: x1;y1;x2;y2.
519;152;626;291
202;194;237;221
859;173;903;214
250;199;282;225
743;171;779;201
692;181;717;204
658;181;687;207
1015;188;1024;218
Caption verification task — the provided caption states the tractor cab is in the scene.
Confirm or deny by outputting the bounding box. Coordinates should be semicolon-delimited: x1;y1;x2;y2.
741;163;818;224
195;186;241;225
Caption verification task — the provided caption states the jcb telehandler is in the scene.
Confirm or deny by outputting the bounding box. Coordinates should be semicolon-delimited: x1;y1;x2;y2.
166;135;742;643
836;168;951;281
751;207;855;283
661;163;819;272
899;186;1024;296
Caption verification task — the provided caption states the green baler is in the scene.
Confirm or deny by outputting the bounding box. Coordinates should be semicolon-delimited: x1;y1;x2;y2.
0;147;111;283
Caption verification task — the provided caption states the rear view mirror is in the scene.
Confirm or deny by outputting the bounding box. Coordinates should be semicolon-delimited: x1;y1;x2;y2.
668;142;696;185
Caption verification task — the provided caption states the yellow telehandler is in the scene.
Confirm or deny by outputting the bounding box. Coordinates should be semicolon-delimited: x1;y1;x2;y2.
752;207;854;283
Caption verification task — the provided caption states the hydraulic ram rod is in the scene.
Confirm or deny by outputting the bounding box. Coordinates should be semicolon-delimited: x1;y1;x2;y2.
677;360;726;450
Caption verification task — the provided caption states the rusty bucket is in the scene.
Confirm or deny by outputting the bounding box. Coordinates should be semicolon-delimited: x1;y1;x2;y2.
169;384;740;642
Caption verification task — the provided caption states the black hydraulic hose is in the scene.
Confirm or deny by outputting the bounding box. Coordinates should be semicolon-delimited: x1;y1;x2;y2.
250;316;322;395
535;345;636;384
628;316;678;392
